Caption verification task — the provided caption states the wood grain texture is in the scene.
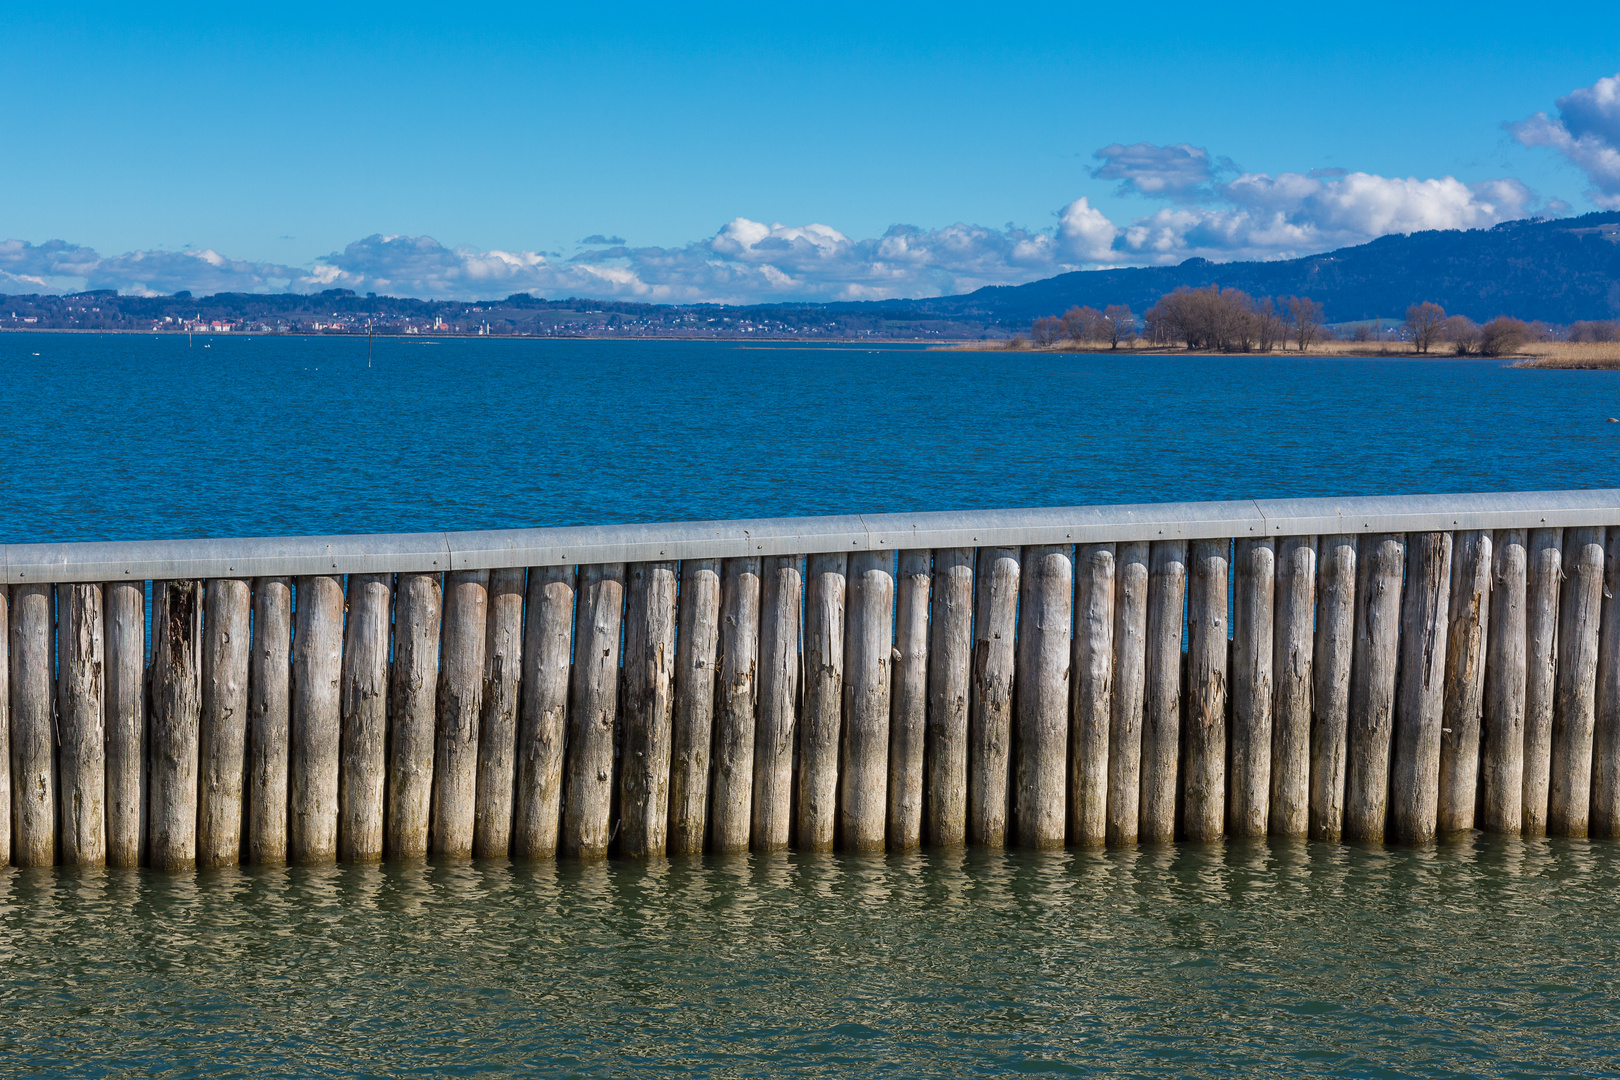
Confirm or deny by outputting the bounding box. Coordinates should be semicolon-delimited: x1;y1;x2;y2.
106;582;146;867
386;573;441;859
669;559;721;855
925;549;973;847
1309;536;1356;842
1182;539;1228;842
1521;529;1562;836
149;580;203;870
473;567;524;858
1481;530;1527;835
247;577;292;865
1344;534;1403;843
562;563;625;859
620;561;678;857
1070;544;1115;847
710;557;762;853
1550;527;1604;838
433;571;488;858
841;550;894;852
1439;531;1492;834
198;578;250;868
754;555;802;852
795;554;845;853
1228;538;1275;838
10;583;56;867
1389;532;1452;844
1592;529;1620;839
887;551;929;851
1139;540;1186;844
1108;542;1150;846
338;573;391;862
1013;544;1072;849
969;546;1019;846
514;566;573;859
1270;536;1316;839
58;582;106;866
290;574;344;864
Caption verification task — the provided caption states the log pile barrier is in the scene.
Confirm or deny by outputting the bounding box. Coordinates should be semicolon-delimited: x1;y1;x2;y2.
4;490;1620;868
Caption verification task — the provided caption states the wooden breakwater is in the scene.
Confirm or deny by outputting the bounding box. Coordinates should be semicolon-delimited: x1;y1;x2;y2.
4;490;1620;869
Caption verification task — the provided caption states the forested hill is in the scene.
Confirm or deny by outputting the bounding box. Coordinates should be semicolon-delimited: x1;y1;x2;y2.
835;211;1620;325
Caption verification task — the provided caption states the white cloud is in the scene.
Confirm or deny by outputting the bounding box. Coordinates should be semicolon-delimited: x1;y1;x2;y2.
1091;142;1230;200
1512;72;1620;209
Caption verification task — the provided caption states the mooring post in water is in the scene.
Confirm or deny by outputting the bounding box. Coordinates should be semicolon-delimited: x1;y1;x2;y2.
10;583;55;867
841;550;894;852
1390;532;1452;844
1521;529;1562;836
433;570;488;858
1270;535;1316;839
1070;543;1115;847
969;546;1018;847
754;554;802;853
887;550;929;852
1439;531;1492;834
1183;539;1228;843
1481;530;1528;834
669;558;721;855
0;585;11;868
473;567;524;859
710;556;761;854
1590;529;1620;838
925;548;973;848
198;578;250;868
1107;541;1149;846
1229;537;1275;838
562;563;624;859
1309;536;1354;842
794;553;844;853
1550;527;1604;838
1139;540;1186;844
1014;544;1072;850
1345;535;1403;842
149;579;202;870
290;574;344;864
105;581;146;867
57;582;105;866
339;573;392;862
385;573;440;859
514;565;573;859
248;577;292;865
619;561;677;858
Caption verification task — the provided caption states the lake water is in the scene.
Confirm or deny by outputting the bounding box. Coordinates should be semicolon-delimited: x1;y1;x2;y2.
4;331;1620;1077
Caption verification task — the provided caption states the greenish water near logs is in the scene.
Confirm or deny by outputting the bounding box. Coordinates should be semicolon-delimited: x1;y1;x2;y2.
3;839;1618;1077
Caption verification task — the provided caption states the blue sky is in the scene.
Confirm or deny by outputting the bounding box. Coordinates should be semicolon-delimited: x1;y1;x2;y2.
4;1;1620;302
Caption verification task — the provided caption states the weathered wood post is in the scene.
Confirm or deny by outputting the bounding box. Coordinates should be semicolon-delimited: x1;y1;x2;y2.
290;574;344;864
842;550;894;852
1522;529;1562;835
795;554;845;852
969;546;1019;846
1229;538;1275;837
1183;539;1228;842
248;577;292;865
1070;543;1115;847
670;558;721;855
473;567;524;859
338;573;391;862
753;555;801;853
198;578;251;868
1550;527;1605;837
433;570;489;857
1481;530;1527;834
386;572;441;858
1439;530;1492;834
1390;532;1452;844
925;548;973;847
1270;535;1316;838
514;566;573;859
0;586;8;867
105;581;145;867
1108;542;1149;845
888;551;929;851
58;582;105;866
1591;529;1620;839
1309;536;1355;841
710;557;761;854
149;579;203;870
1140;540;1186;843
562;563;625;859
1013;545;1071;849
620;561;678;857
1344;534;1404;842
11;583;56;867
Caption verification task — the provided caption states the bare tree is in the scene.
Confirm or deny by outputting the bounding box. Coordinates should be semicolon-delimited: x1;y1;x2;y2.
1479;316;1531;357
1404;301;1446;354
1031;315;1064;346
1062;305;1102;343
1443;315;1480;355
1285;296;1324;351
1101;305;1135;349
1255;297;1285;352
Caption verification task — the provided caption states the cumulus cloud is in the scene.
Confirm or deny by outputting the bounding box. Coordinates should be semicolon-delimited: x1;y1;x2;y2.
1090;142;1234;201
579;234;625;245
1511;72;1620;209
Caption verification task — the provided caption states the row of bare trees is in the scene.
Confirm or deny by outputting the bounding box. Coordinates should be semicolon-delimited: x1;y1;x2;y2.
1402;302;1532;357
1030;304;1136;348
1141;287;1324;352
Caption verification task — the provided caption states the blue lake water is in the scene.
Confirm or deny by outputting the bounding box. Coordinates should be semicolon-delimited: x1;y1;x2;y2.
4;331;1620;1077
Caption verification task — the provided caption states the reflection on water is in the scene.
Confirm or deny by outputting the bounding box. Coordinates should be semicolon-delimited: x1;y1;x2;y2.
2;838;1617;1077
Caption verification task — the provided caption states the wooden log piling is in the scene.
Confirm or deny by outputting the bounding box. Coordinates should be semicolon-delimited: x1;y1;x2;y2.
1013;544;1071;849
11;583;56;867
1550;527;1605;837
471;568;524;858
1591;528;1620;839
1182;539;1228;843
198;578;250;868
1309;536;1355;841
1139;540;1186;843
338;573;391;862
1070;544;1115;847
925;548;973;847
105;581;145;867
1390;532;1452;844
290;574;344;864
0;585;8;868
1108;542;1150;846
841;550;894;852
969;547;1019;846
386;573;441;859
248;577;292;865
620;561;678;857
1229;537;1275;838
514;566;573;859
888;551;929;851
1270;535;1316;838
1439;531;1492;834
670;558;721;855
149;580;203;870
1522;529;1562;835
753;555;801;852
57;582;106;866
710;557;761;854
562;563;625;859
1344;535;1403;842
1481;530;1528;834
